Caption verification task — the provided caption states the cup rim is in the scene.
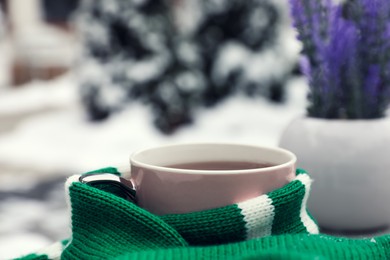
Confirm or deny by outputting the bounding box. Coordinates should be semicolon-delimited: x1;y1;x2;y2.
130;143;297;175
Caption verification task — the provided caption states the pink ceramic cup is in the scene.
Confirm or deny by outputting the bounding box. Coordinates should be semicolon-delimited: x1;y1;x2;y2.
130;143;296;215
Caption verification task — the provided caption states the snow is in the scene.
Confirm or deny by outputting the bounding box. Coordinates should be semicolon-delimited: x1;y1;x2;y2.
0;197;70;259
0;74;308;174
0;73;308;259
0;1;308;258
213;35;299;86
125;56;169;83
0;233;51;259
0;74;77;115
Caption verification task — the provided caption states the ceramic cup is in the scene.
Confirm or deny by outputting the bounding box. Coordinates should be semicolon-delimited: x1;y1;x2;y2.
130;143;296;215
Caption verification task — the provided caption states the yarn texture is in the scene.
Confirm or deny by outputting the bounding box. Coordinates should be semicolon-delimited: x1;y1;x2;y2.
16;168;390;260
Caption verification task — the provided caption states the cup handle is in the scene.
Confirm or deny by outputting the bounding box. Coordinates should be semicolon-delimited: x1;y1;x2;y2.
79;173;136;203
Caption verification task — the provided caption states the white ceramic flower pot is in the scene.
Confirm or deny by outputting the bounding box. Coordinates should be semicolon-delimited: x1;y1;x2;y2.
280;117;390;231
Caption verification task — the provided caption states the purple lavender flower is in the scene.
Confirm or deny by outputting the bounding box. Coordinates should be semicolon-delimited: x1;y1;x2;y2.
289;0;390;119
364;65;381;103
325;14;358;117
299;56;311;78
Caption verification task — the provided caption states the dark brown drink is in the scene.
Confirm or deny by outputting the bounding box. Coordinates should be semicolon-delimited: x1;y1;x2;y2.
166;161;273;171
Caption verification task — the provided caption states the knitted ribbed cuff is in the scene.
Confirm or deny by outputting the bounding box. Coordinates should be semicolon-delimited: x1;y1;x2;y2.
57;168;317;259
162;169;318;245
115;234;390;260
15;167;390;260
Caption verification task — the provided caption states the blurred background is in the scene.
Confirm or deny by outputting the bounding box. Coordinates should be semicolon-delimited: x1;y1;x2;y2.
0;0;308;258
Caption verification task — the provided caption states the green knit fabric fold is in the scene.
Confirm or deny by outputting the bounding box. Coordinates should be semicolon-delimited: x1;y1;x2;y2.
115;234;390;260
62;181;188;259
60;169;317;259
162;171;317;245
15;168;390;260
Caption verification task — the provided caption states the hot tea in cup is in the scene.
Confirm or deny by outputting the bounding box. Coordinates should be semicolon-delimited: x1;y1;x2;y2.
129;143;296;215
166;161;274;171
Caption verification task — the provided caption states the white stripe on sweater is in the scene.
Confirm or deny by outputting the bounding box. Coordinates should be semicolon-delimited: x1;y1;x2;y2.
237;195;275;239
296;174;320;234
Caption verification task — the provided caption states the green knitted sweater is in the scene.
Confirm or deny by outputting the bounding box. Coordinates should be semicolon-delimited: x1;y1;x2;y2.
17;168;390;260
